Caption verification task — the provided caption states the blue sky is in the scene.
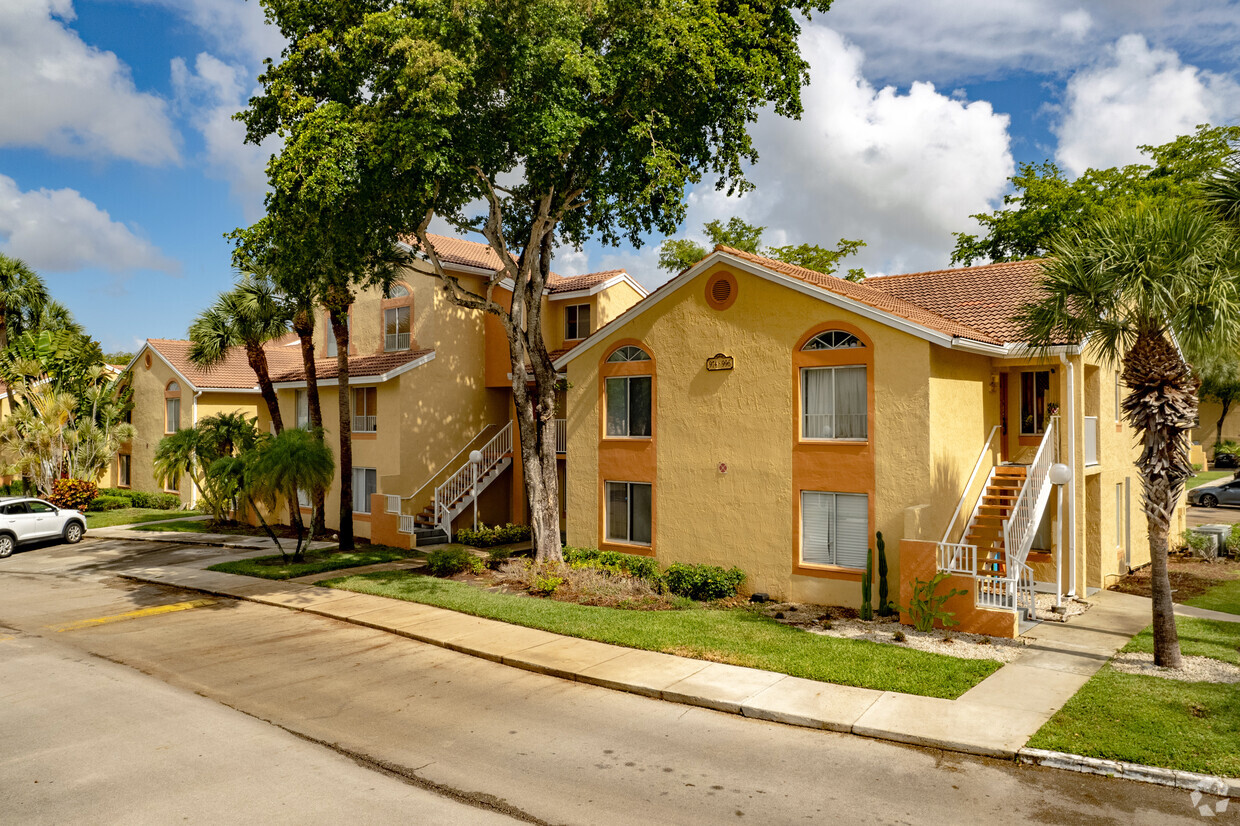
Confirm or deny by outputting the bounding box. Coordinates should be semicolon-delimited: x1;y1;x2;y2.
2;1;1239;353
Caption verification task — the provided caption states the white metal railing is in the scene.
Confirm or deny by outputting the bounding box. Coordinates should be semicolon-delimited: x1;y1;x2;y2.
938;542;977;576
1017;563;1036;620
975;575;1016;611
385;331;411;351
1002;415;1058;571
353;415;377;433
555;418;566;454
435;422;513;532
400;425;499;511
1084;416;1099;466
941;425;1002;544
398;514;416;534
384;494;401;514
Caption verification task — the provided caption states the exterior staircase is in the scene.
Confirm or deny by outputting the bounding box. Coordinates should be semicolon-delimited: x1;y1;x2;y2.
396;422;513;542
962;466;1027;578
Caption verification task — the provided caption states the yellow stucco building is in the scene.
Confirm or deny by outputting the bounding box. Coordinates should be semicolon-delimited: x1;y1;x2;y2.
558;247;1184;637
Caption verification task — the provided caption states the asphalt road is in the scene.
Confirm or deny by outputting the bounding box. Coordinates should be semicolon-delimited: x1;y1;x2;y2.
0;536;1230;825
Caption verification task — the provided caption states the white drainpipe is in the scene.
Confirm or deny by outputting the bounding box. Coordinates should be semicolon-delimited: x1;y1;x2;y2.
189;389;203;509
1059;354;1077;596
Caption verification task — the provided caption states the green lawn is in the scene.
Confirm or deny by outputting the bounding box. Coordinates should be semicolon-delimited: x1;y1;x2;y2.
209;545;424;580
1029;618;1240;776
86;508;200;529
319;571;1002;699
1188;469;1233;490
1184;578;1240;615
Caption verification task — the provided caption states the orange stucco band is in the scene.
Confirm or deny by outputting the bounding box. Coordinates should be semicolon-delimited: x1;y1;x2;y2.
368;493;412;549
898;540;1018;638
790;320;876;580
597;338;656;554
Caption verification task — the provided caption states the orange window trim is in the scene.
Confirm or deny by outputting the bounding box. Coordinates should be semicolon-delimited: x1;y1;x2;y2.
352;432;378;441
791;320;876;581
597;339;657;551
380;283;416;352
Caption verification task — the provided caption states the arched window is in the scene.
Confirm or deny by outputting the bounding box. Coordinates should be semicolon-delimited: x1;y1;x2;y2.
802;330;863;351
388;283;410;298
606;345;651;363
164;381;181;433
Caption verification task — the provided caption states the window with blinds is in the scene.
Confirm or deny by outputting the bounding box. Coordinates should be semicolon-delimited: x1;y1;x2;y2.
801;365;867;439
352;467;377;513
800;491;868;568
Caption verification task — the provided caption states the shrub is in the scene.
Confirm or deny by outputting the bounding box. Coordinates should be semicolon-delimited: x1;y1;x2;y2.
531;571;564;595
96;487;136;504
498;560;675;609
426;546;475;577
1227;524;1240;556
903;572;967;633
455;523;532;548
663;562;746;601
48;478;98;511
1192;462;1204;472
1179;528;1216;560
89;495;129;511
128;491;181;509
563;546;663;585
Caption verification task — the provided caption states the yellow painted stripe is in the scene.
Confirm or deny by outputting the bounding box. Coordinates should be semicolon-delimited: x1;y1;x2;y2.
50;598;217;633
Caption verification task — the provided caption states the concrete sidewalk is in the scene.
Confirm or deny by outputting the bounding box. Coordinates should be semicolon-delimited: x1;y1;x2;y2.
115;551;1168;762
91;524;337;554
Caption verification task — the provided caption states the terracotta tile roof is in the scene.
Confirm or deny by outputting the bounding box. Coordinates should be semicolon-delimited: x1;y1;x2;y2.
271;349;434;383
718;247;1003;345
546;269;625;294
147;339;303;390
863;259;1050;345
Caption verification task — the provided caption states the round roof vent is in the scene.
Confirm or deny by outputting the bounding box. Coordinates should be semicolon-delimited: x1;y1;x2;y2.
706;272;737;310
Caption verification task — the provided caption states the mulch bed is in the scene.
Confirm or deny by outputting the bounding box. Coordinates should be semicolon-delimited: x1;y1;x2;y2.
1110;555;1240;602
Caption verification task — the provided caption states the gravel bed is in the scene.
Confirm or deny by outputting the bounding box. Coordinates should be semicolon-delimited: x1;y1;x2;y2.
1110;652;1240;683
1033;594;1092;622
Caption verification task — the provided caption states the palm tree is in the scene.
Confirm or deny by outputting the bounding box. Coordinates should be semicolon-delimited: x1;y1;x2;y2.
188;275;290;433
0;254;49;351
249;427;334;562
153;427;223;519
1020;200;1240;668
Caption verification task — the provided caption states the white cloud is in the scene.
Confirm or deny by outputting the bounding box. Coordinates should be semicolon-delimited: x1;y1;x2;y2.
1053;35;1240;176
0;174;179;274
686;27;1013;277
172;53;277;221
121;0;284;67
0;0;180;164
823;1;1240;85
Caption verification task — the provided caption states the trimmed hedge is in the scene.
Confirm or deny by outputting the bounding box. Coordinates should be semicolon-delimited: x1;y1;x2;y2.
128;491;181;510
96;488;136;504
455;523;532;548
426;546;476;577
663;562;747;601
90;495;129;511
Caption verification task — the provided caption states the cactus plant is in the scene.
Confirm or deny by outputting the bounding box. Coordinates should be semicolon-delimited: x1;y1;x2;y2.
860;547;874;620
876;531;894;617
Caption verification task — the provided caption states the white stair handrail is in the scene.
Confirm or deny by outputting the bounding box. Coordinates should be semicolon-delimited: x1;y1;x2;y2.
941;425;1001;544
435;422;513;532
1002;415;1058;570
400;424;500;509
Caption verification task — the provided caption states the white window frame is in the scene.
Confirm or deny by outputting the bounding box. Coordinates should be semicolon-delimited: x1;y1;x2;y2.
605;375;652;438
384;306;411;352
565;303;591;340
165;397;180;434
351;387;377;433
118;454;131;487
800;365;867;441
298;488;312;509
295;389;310;429
1020;370;1051;436
799;491;869;569
604;480;652;546
352;467;377;514
326;314;351;358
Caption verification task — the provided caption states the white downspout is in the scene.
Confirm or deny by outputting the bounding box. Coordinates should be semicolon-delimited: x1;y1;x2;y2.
1059;354;1077;596
189;389;203;509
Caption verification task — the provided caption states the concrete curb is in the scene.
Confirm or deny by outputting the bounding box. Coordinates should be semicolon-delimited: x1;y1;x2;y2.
1019;748;1240;798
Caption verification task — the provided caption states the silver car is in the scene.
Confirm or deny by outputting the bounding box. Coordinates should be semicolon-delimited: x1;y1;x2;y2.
0;496;87;558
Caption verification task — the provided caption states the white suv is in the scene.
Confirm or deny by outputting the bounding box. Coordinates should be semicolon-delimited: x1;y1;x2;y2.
0;497;87;558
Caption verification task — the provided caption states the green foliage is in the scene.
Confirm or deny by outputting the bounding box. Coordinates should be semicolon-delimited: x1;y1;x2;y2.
1227;524;1240;556
1179;529;1215;558
952;124;1240;265
89;495;129;511
126;490;179;510
455;522;532;548
562;546;662;583
876;531;894;617
663;562;746;601
531;571;565;595
48;478;97;511
860;549;873;621
1214;439;1240;459
658;217;866;278
904;572;967;633
426;546;476;577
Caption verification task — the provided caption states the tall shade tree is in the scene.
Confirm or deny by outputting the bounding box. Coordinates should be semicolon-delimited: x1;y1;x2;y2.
1019;201;1240;667
658;217;865;279
1196;355;1240;449
0;254;50;351
238;0;833;561
188;274;291;433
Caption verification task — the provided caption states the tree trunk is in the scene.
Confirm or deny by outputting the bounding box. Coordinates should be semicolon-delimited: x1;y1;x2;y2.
511;368;562;562
1216;399;1230;453
328;298;354;551
294;309;327;535
246;343;285;434
1122;328;1193;668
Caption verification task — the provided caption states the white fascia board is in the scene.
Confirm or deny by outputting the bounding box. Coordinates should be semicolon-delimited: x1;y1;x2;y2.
272;351;436;390
144;345;201;394
547;273;649;301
